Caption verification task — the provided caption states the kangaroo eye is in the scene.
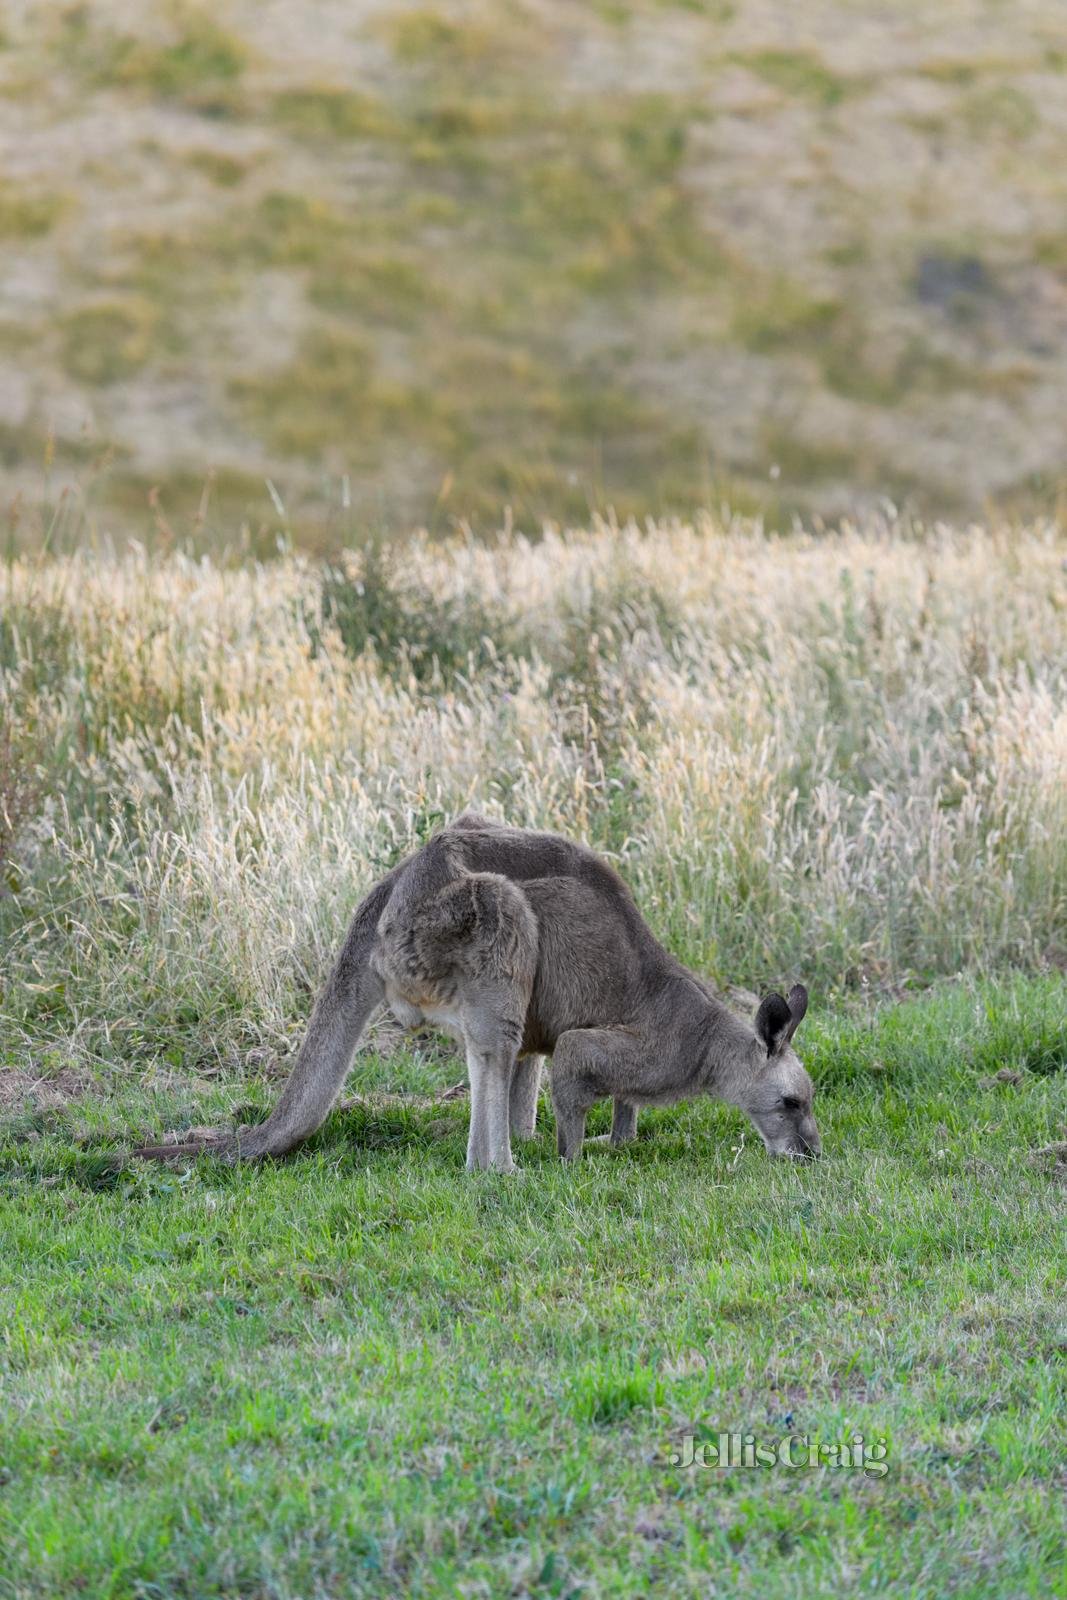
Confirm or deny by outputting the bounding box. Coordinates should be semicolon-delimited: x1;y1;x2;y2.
781;1095;802;1111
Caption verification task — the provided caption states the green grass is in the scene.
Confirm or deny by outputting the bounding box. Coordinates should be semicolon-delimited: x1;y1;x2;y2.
1;978;1065;1597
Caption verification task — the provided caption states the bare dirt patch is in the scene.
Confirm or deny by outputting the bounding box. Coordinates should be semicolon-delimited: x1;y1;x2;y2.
0;1064;95;1114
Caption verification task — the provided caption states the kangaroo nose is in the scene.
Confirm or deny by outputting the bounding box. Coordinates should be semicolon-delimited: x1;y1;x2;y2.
789;1132;820;1160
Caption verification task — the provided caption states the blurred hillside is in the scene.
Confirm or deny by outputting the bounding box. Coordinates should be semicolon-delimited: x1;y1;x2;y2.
2;0;1067;545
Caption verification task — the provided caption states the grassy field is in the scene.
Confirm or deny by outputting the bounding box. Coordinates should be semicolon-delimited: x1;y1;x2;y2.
1;979;1065;1597
3;1;1067;537
1;516;1066;1594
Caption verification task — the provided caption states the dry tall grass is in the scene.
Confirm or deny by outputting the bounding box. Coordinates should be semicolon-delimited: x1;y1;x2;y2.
2;515;1065;1074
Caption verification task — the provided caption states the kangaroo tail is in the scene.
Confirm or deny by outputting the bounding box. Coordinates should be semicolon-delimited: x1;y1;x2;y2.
131;865;402;1163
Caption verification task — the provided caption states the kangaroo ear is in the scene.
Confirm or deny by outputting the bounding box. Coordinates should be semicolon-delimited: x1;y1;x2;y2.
784;983;808;1043
755;992;793;1055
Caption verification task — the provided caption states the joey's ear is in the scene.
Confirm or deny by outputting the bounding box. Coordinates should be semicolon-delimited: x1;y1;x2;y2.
755;992;793;1055
784;983;808;1043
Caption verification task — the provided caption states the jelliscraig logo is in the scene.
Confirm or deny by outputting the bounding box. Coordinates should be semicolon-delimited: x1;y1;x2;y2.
668;1431;890;1478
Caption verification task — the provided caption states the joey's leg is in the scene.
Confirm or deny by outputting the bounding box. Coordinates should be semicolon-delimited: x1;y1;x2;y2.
552;1027;646;1163
509;1054;543;1139
610;1099;639;1145
552;1075;588;1162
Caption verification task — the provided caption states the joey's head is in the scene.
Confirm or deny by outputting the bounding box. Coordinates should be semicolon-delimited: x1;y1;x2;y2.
744;985;820;1160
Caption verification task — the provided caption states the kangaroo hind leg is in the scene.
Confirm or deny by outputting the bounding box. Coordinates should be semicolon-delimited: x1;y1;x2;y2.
463;999;529;1173
451;873;538;1173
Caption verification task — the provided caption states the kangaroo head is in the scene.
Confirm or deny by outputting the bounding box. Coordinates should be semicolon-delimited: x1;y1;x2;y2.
744;984;820;1160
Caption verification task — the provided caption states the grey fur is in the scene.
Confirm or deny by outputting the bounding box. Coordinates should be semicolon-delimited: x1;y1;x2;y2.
133;813;819;1170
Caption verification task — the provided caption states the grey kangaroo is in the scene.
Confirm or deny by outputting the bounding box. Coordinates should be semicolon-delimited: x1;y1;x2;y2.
134;813;820;1171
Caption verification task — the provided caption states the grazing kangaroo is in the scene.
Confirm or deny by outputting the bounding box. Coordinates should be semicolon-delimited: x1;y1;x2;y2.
133;813;819;1171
